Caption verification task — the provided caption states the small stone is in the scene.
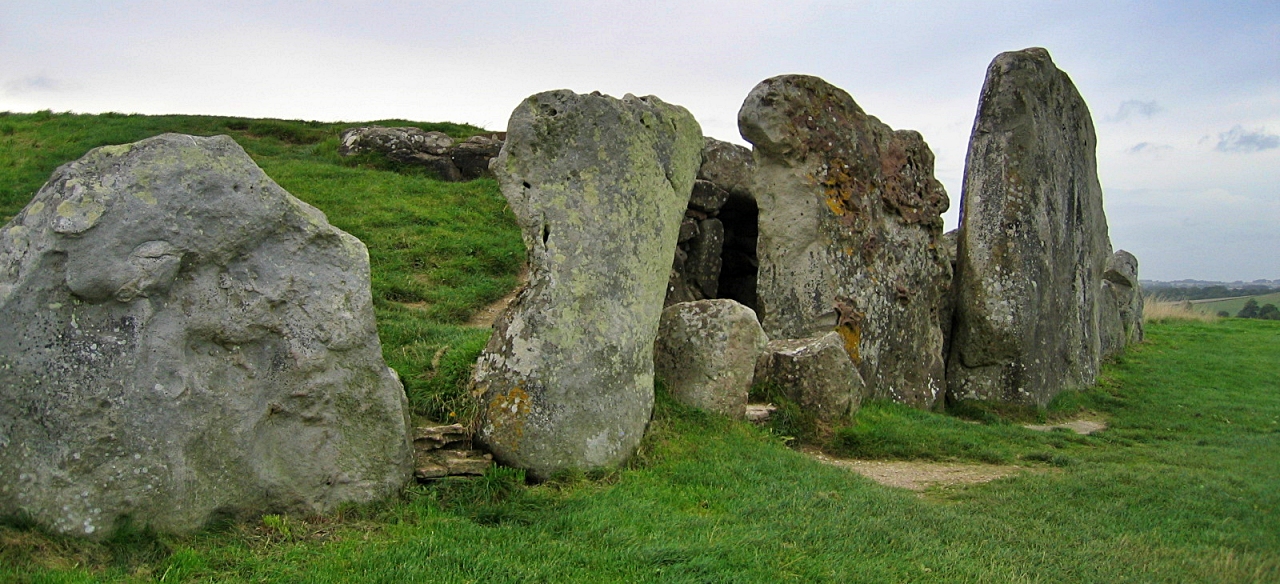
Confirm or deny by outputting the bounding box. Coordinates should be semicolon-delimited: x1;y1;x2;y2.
754;332;865;422
654;299;769;419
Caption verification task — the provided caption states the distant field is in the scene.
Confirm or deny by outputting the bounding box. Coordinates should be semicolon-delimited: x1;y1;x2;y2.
1191;291;1280;316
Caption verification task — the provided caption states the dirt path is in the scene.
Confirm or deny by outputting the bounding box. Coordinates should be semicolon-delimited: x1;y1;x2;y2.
802;448;1022;491
465;268;528;328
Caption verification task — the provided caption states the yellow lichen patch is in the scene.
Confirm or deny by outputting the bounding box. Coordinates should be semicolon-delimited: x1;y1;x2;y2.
25;201;44;218
132;190;157;205
836;322;862;364
486;386;532;449
96;143;134;157
55;197;105;226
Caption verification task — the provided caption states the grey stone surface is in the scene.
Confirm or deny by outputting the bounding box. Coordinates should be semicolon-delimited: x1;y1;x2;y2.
0;134;412;537
1100;250;1144;358
451;135;504;180
653;300;769;419
472;90;702;481
689;179;730;214
339;126;454;159
947;48;1112;407
739;74;952;409
698;137;754;201
686;218;725;299
754;332;865;422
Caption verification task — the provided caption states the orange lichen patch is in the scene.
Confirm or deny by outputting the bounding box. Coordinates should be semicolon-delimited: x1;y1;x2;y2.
835;323;861;364
485;386;531;448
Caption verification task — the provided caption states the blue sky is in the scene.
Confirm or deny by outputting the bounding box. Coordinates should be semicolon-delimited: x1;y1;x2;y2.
2;1;1276;281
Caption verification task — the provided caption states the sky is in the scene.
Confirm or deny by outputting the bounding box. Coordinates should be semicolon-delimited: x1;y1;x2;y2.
1;0;1276;281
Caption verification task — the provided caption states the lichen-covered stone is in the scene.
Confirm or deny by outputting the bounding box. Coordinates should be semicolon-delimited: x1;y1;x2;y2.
0;134;412;537
472;90;702;480
947;48;1112;406
739;75;952;408
754;332;864;422
654;300;769;418
338;126;463;180
450;135;504;180
698;137;754;201
1100;250;1144;358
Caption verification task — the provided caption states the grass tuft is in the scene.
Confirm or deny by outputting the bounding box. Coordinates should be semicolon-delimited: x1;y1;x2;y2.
1144;295;1220;323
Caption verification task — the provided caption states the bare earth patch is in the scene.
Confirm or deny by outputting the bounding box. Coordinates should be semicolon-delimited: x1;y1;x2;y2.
1024;419;1107;435
466;268;528;328
802;448;1022;491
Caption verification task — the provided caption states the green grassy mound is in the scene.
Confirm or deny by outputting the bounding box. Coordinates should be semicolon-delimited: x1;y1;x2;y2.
3;113;1278;582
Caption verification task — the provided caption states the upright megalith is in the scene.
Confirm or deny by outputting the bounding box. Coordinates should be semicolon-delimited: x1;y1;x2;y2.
1100;250;1144;358
948;48;1112;407
739;75;952;408
0;134;412;537
472;90;702;480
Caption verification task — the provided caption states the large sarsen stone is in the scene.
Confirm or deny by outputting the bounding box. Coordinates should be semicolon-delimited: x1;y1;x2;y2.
472;90;702;480
739;75;952;408
947;48;1112;406
0;134;412;537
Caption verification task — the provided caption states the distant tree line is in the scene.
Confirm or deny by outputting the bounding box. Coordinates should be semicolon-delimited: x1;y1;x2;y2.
1151;285;1276;302
1222;299;1280;320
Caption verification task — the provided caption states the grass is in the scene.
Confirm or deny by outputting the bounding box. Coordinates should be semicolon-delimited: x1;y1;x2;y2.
3;319;1278;582
0;111;523;421
1191;290;1280;317
4;112;1280;581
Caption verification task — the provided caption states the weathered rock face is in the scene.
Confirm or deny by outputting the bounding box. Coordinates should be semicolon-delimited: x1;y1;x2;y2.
664;138;758;310
653;300;769;419
450;135;504;180
739;74;952;409
754;332;865;422
338;126;507;182
0;134;412;537
1100;250;1144;358
948;48;1112;407
472;90;702;480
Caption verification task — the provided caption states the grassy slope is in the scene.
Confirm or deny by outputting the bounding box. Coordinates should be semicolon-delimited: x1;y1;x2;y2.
3;112;1279;582
0;111;524;420
5;319;1278;582
1192;291;1280;316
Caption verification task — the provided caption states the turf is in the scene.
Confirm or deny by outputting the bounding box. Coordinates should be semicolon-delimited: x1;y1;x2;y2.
2;113;1278;582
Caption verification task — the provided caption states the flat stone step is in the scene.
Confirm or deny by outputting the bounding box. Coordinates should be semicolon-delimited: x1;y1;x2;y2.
745;403;777;423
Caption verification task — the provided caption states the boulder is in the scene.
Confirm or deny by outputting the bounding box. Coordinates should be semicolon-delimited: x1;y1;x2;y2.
689;179;730;214
338;126;462;181
451;135;505;180
0;134;412;537
947;48;1112;406
472;90;702;480
698;137;754;201
653;300;769;418
739;74;952;409
1100;250;1144;357
754;332;865;422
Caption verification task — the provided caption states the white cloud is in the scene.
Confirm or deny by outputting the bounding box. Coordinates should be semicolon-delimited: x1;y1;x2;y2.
3;75;69;96
1215;125;1280;153
1107;100;1161;122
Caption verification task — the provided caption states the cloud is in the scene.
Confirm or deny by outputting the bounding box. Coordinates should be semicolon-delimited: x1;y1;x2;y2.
1128;142;1173;155
1107;100;1161;122
3;75;68;96
1215;125;1280;153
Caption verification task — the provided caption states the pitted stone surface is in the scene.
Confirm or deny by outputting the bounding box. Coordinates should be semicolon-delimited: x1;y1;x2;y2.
654;299;769;419
947;48;1112;406
0;134;412;537
472;90;702;480
739;74;951;408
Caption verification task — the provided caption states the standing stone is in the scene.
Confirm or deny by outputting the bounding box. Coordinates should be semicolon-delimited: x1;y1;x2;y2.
1100;250;1144;358
653;300;769;419
754;332;865;422
472;90;702;480
948;48;1112;406
0;134;411;537
739;75;952;409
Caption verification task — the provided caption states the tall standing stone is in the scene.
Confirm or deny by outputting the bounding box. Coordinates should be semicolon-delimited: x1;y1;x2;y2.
948;48;1112;406
0;134;411;537
1100;250;1144;358
472;90;702;480
739;75;952;408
